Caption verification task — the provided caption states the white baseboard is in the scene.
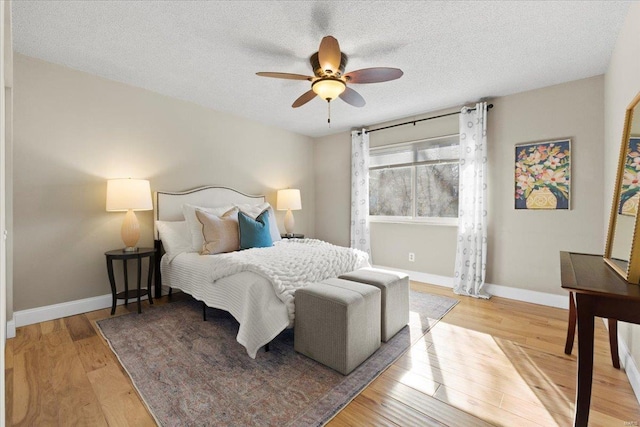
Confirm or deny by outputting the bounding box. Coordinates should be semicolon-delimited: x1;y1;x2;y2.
373;265;569;309
5;287;165;338
484;282;568;309
604;319;640;406
6;319;15;339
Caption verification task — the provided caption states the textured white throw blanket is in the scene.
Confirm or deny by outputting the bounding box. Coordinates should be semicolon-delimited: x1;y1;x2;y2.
207;239;370;323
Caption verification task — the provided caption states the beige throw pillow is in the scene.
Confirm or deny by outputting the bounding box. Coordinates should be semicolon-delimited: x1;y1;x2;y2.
196;208;240;255
183;203;235;252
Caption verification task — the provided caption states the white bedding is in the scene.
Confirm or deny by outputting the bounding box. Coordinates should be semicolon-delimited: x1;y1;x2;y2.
203;239;369;322
161;239;370;358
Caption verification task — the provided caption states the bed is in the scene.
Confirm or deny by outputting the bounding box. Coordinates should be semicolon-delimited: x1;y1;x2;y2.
153;186;369;358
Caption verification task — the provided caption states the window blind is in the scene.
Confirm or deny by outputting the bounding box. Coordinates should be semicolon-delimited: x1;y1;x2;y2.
369;134;460;169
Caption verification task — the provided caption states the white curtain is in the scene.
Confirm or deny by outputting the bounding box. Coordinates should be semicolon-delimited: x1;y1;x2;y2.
351;129;371;259
453;102;490;299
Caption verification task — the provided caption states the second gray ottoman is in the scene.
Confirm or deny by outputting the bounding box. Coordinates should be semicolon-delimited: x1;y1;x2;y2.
339;267;409;342
294;278;381;375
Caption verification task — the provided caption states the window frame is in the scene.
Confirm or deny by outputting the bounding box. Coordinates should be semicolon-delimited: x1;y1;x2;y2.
368;134;460;226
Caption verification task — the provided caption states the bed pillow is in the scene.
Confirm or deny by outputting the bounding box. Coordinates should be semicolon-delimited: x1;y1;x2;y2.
156;220;191;262
238;210;273;249
235;202;282;243
196;208;240;255
183;203;235;252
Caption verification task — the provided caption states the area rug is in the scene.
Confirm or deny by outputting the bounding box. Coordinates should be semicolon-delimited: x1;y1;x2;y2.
97;289;458;426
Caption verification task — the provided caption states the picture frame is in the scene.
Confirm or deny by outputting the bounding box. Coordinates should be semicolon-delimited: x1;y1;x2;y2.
618;137;640;216
514;138;571;210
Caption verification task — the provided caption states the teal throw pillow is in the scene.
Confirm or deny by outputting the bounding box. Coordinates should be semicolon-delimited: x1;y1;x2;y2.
238;210;273;249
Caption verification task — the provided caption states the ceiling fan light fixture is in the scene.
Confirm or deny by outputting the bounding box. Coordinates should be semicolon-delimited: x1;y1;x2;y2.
312;78;346;101
256;35;403;112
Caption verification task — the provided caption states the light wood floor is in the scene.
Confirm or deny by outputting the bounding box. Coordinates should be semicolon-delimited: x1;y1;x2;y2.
5;282;640;426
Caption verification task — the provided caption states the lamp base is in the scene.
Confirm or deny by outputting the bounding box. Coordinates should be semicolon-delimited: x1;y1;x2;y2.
284;209;295;235
121;209;141;250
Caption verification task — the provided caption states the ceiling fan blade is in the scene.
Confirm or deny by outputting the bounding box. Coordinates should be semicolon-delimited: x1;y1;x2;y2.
344;67;404;84
256;72;313;81
318;36;341;74
292;90;317;108
339;87;366;107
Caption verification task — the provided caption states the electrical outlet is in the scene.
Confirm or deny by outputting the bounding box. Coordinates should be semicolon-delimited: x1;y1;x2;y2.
409;252;415;262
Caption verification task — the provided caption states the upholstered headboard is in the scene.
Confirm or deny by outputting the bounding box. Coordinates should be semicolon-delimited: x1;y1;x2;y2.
153;186;265;295
154;185;265;237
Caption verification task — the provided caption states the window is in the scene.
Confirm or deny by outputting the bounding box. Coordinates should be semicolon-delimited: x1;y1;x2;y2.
369;134;459;224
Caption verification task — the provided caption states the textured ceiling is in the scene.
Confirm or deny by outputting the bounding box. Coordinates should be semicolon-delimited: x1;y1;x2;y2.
11;1;631;138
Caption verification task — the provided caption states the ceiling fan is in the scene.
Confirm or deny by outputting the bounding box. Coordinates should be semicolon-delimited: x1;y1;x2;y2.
256;35;403;120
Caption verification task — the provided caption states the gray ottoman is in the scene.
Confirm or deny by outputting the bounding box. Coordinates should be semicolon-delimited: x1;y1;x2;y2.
339;267;409;342
294;278;381;375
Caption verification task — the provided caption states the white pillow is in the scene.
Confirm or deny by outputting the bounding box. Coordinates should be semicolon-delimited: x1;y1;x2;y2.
235;202;282;243
182;203;235;252
156;221;191;262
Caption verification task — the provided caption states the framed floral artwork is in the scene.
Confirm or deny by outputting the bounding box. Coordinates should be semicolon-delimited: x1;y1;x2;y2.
619;137;640;216
515;139;571;210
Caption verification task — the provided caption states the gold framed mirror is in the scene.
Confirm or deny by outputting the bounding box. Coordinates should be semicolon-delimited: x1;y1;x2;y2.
605;91;640;283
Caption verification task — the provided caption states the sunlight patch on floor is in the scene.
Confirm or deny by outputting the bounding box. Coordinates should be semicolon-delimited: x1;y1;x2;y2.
411;322;572;427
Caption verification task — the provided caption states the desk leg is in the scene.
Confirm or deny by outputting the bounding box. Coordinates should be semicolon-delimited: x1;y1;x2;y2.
565;291;576;355
574;293;595;427
137;256;142;314
608;319;620;369
106;258;117;315
147;254;154;305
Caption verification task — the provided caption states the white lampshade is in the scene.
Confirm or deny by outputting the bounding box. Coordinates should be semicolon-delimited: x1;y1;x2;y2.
106;179;153;212
106;178;152;252
277;189;302;211
312;78;346;101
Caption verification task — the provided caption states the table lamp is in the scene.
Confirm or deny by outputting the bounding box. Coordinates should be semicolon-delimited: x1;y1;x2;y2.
277;188;302;236
106;178;153;252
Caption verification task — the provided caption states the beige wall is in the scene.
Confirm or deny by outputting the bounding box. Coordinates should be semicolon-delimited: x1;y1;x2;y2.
4;0;13;319
13;54;315;311
603;2;640;375
488;76;604;294
315;76;605;295
314;131;351;247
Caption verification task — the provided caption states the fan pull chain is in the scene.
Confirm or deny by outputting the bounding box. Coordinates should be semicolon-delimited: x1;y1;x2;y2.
327;100;331;127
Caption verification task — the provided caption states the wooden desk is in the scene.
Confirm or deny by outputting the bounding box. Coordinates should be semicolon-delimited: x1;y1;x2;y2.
560;251;640;427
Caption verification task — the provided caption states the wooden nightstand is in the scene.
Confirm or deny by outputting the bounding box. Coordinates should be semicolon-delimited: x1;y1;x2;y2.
105;248;156;315
281;234;304;239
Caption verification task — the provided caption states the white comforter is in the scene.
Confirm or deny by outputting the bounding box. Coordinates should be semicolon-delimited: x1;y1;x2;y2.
161;239;369;358
206;239;370;322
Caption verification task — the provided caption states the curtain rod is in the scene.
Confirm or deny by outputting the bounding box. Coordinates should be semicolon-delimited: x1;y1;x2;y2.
358;103;494;135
